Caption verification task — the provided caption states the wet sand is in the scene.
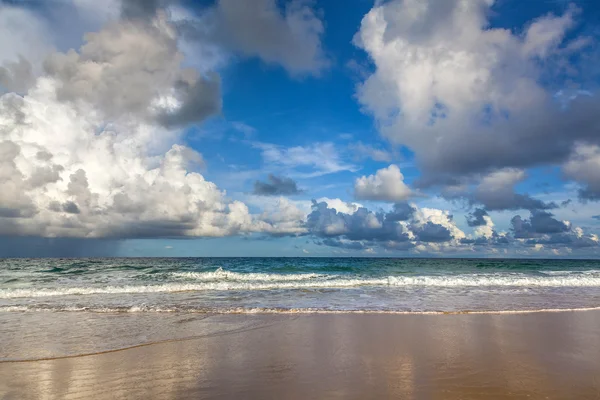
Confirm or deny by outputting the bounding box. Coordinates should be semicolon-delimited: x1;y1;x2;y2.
1;311;600;399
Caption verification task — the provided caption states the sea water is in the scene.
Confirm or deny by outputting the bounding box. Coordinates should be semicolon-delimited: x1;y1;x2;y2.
2;257;600;314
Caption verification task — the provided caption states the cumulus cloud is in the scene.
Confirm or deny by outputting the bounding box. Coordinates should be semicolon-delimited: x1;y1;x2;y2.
354;165;412;202
466;208;488;227
253;174;303;196
466;208;494;238
511;211;570;239
0;3;302;239
42;15;221;128
309;199;599;254
509;210;598;249
307;200;465;252
316;197;362;215
355;0;600;192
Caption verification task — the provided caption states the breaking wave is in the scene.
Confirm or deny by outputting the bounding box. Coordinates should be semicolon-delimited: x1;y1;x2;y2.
2;268;600;299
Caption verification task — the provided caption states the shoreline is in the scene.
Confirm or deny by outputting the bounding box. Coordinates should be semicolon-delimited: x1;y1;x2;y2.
2;305;600;315
2;311;600;399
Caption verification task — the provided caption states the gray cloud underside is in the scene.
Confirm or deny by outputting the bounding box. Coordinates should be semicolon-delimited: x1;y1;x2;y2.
253;174;303;196
177;0;329;76
308;201;599;253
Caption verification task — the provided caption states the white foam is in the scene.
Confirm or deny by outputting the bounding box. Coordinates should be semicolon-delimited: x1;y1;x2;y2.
3;270;600;299
171;268;326;282
2;305;600;315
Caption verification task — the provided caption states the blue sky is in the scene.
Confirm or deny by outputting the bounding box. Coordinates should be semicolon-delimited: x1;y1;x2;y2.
1;0;600;257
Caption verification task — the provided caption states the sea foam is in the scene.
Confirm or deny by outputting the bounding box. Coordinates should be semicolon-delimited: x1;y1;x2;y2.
2;268;600;299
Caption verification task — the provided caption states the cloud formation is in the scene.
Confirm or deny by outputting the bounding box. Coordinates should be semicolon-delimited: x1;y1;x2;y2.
307;200;465;252
355;0;600;195
179;0;329;76
354;165;412;202
0;3;303;239
309;200;598;255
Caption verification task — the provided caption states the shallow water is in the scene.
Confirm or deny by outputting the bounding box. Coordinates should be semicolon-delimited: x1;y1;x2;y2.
2;257;600;313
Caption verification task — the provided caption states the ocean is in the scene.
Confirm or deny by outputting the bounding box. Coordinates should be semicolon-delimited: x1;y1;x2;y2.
2;257;600;314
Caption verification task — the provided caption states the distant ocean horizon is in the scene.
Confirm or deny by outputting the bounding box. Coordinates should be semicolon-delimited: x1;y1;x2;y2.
2;257;600;314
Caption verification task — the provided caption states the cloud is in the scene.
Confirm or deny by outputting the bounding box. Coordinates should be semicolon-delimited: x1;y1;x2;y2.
178;0;329;76
563;144;600;200
307;201;411;243
42;14;221;128
120;0;165;20
354;0;600;191
230;121;256;138
509;210;598;249
349;141;393;162
511;211;570;239
253;174;302;196
308;199;599;255
315;197;362;215
254;141;356;178
473;169;557;211
0;2;302;239
0;56;34;93
0;4;54;92
354;165;412;202
307;200;465;252
466;208;488;227
385;202;415;221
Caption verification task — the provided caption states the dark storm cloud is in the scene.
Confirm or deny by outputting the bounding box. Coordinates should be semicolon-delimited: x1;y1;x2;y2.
62;201;80;214
511;211;570;239
525;233;599;249
306;200;458;249
578;186;600;201
411;221;452;243
385;202;416;222
158;74;222;128
253;175;303;196
306;201;410;243
476;192;557;212
466;208;488;227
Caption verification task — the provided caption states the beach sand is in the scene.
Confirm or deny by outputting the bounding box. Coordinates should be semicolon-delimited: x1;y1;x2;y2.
1;311;600;399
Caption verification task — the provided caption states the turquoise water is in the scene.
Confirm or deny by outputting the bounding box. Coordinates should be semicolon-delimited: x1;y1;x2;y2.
2;258;600;313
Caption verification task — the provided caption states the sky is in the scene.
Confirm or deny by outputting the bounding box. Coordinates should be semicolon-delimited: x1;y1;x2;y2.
1;0;600;257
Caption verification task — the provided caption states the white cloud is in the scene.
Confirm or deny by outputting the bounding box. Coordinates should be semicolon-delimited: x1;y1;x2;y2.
254;141;357;178
354;165;412;202
0;8;302;239
316;197;362;215
354;0;596;188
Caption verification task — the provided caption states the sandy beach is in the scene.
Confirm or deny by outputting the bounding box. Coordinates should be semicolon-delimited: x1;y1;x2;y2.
1;310;600;399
